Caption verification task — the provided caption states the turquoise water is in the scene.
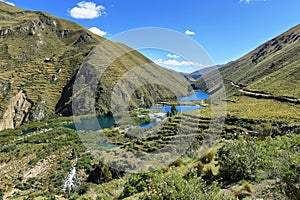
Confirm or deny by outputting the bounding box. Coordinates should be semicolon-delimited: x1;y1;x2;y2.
98;143;119;149
20;128;36;136
177;91;210;102
152;91;209;113
65;116;115;131
65;91;209;131
139;122;155;128
151;104;204;113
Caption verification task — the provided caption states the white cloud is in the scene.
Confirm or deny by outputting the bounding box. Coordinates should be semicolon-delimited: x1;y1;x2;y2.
155;58;163;63
69;1;105;19
167;53;180;59
185;30;196;35
0;0;15;6
155;59;204;68
89;27;107;36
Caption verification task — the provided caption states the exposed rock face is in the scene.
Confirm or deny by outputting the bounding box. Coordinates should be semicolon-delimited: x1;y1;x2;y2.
0;27;12;36
74;33;93;45
0;91;31;131
29;97;48;122
56;43;192;117
0;81;11;98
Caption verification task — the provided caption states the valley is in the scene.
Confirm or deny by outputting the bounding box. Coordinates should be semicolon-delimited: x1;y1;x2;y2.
0;1;299;200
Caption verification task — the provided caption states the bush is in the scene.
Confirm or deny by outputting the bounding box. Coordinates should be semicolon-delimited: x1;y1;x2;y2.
121;172;154;198
78;184;89;195
0;188;4;200
217;139;264;182
279;151;300;199
143;173;204;200
142;173;231;200
233;182;253;199
87;162;124;184
169;158;183;167
28;158;39;166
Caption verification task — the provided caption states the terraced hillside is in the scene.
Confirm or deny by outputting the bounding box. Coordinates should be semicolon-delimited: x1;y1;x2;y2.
1;105;299;199
0;2;299;200
195;24;300;101
0;2;191;131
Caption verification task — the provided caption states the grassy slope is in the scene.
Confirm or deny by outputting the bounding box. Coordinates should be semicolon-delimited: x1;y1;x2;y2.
0;2;190;122
0;2;104;117
0;2;299;199
196;24;300;99
193;24;300;126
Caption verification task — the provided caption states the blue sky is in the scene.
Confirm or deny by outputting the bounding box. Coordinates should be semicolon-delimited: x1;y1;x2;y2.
2;0;300;72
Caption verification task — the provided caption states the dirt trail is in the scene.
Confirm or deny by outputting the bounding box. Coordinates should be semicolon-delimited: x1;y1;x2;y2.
230;81;300;104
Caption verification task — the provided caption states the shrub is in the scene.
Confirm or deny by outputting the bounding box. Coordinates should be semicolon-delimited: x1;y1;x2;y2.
279;152;300;199
78;184;89;195
142;173;231;200
121;172;153;198
142;173;204;200
169;158;183;167
233;182;252;199
87;162;124;184
0;188;3;200
255;123;280;138
217;139;264;182
28;158;39;166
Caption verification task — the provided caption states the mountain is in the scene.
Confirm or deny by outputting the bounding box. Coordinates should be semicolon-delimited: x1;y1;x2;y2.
188;65;223;80
0;3;299;199
195;24;300;101
0;2;190;131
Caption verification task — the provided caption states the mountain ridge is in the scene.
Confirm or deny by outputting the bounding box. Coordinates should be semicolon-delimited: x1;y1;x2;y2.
0;2;191;130
195;23;300;101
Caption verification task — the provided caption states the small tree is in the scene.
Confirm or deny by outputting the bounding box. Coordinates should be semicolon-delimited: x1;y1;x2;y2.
167;112;170;117
171;105;178;115
0;188;4;200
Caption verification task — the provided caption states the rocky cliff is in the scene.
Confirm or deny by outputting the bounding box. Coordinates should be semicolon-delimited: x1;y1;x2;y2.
0;91;31;131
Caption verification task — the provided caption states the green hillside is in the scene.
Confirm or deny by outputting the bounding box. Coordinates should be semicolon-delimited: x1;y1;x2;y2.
0;2;299;200
0;1;104;127
195;24;300;100
0;2;190;130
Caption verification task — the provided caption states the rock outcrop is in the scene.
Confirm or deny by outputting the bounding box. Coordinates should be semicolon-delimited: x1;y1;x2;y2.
29;97;47;122
0;91;31;131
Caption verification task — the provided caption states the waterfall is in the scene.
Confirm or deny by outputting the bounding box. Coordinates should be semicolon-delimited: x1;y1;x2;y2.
62;157;80;194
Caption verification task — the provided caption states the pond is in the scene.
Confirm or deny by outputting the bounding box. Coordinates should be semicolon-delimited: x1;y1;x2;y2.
20;128;36;136
177;91;210;102
98;143;119;149
151;104;204;113
151;91;209;113
139;122;156;128
65;116;116;131
64;91;210;131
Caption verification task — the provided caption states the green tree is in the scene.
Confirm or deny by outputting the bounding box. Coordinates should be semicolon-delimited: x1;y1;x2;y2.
171;105;178;115
0;188;4;200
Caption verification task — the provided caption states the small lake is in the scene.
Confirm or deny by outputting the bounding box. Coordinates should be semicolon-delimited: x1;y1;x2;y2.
64;91;209;131
18;91;210;150
177;91;210;102
20;128;36;136
151;104;204;113
98;143;119;149
65;116;115;131
139;122;156;128
151;91;209;113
